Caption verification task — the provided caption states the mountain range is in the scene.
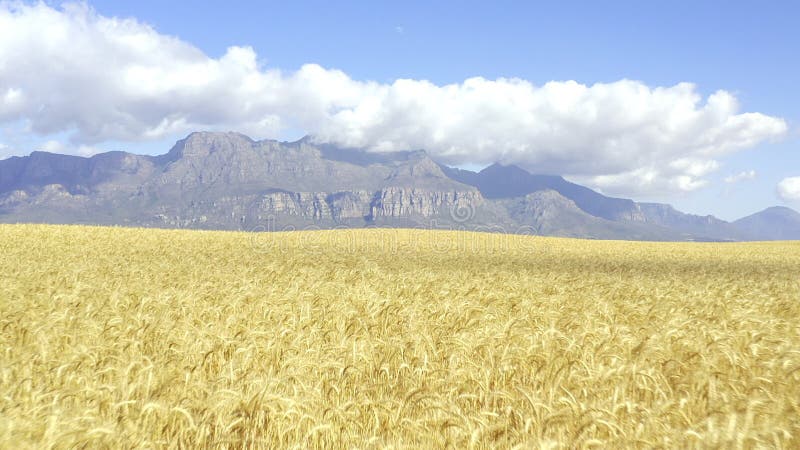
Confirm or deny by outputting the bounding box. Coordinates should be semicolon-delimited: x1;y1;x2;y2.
1;131;798;240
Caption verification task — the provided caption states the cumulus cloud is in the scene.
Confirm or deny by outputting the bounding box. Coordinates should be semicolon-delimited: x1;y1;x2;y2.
724;170;757;184
37;139;101;156
0;2;789;196
40;140;66;153
778;177;800;202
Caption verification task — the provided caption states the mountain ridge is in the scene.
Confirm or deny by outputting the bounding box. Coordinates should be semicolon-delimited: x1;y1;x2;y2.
0;131;797;240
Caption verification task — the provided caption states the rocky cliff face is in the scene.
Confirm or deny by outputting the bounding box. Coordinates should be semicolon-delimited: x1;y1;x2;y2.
258;191;335;220
328;191;374;220
368;188;482;220
247;187;483;223
138;187;484;230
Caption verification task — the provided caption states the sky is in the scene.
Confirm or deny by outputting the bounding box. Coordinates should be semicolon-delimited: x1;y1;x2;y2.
1;0;799;220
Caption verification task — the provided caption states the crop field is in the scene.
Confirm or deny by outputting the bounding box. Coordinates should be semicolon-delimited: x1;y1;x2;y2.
1;224;799;448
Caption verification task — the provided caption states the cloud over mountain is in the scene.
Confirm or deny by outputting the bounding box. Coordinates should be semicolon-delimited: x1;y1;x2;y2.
0;2;788;196
778;177;800;202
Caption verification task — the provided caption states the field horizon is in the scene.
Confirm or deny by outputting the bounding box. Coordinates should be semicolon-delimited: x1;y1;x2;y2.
2;224;799;448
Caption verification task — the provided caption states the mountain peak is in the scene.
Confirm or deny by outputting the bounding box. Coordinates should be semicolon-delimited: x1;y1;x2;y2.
167;131;255;159
480;162;531;177
733;205;800;240
737;206;800;221
185;130;254;141
182;131;255;148
761;206;800;215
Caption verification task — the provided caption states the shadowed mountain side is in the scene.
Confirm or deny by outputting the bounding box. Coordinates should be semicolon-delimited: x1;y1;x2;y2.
443;163;753;241
441;163;643;221
733;206;800;240
496;190;684;240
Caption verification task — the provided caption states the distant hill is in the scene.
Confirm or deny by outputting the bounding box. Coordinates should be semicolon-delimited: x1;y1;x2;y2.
0;131;796;240
733;206;800;240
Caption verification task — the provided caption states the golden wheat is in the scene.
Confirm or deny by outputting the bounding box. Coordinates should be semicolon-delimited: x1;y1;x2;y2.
1;224;799;449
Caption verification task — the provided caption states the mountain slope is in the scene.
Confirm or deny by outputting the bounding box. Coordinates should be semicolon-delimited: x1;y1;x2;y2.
0;132;484;230
442;163;644;221
496;190;682;240
444;162;750;241
733;206;800;240
0;131;796;240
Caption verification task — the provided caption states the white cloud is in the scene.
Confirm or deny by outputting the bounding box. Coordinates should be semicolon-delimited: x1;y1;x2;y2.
40;140;66;153
778;177;800;202
0;2;789;196
724;170;757;184
37;139;101;157
579;167;711;196
76;144;102;157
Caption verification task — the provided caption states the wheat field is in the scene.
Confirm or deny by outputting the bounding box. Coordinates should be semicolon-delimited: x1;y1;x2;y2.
1;224;799;449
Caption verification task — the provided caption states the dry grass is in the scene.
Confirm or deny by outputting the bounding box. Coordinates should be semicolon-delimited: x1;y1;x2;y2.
1;224;799;449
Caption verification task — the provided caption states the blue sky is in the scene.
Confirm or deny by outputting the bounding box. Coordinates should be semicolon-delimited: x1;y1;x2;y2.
1;1;798;219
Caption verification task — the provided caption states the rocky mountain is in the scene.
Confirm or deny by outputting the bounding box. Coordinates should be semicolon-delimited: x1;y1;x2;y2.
0;131;797;240
0;132;486;230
